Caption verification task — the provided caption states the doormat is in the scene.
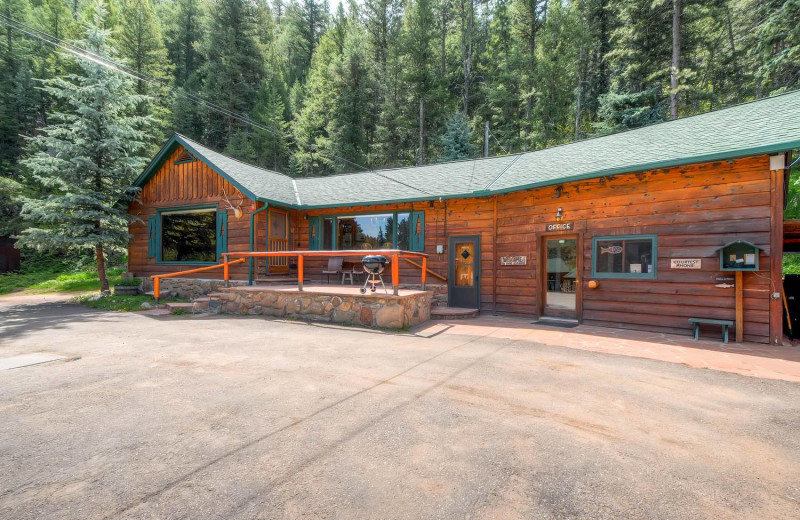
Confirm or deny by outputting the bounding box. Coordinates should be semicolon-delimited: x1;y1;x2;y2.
532;320;579;329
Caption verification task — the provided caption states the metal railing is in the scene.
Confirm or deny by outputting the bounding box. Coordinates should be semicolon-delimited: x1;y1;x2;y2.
222;250;429;295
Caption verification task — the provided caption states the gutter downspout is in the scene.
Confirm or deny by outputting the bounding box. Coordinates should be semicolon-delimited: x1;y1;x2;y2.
249;201;269;285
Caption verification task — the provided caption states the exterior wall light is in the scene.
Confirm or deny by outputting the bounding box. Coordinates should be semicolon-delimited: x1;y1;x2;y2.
555;207;563;222
588;280;599;289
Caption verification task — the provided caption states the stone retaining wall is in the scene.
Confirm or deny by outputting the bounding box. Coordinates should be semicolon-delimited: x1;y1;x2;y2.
214;287;432;329
399;283;447;307
140;277;247;300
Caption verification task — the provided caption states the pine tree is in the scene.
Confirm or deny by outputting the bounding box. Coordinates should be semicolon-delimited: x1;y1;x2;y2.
163;0;206;139
440;111;475;160
530;0;582;146
401;0;438;165
117;0;172;143
17;3;154;291
597;0;672;133
279;0;328;88
200;0;266;149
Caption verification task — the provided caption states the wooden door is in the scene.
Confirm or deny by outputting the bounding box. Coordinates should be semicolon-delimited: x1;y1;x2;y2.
448;236;481;309
268;208;289;273
541;234;580;319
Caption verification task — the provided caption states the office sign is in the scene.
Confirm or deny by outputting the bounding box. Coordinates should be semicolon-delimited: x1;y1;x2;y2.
546;222;573;232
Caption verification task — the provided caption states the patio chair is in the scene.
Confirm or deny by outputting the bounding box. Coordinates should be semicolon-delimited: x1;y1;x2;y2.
341;265;362;285
322;257;344;284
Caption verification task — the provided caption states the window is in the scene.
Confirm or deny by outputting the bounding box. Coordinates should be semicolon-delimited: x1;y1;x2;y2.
312;211;423;251
160;208;217;263
592;235;657;279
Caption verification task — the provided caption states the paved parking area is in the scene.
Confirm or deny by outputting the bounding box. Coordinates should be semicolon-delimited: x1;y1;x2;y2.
1;294;799;519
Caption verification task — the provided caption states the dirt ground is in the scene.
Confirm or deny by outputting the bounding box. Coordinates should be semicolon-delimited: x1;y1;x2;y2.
1;293;799;519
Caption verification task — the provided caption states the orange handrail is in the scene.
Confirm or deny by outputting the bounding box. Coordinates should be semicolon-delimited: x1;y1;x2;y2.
403;257;446;282
151;258;246;301
222;249;429;295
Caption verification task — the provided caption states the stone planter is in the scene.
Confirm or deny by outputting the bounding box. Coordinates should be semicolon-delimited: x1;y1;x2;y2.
113;284;141;296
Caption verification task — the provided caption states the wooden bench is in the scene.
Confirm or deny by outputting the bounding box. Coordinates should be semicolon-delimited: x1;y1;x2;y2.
688;318;734;343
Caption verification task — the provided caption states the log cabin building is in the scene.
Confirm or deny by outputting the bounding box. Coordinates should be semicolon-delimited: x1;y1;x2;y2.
129;91;800;344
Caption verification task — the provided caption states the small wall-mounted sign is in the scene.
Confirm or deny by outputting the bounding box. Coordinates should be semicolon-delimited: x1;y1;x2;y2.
670;258;702;269
546;222;573;232
500;256;527;266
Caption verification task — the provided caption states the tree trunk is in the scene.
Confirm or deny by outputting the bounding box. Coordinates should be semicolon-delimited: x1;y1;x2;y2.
670;0;681;120
418;97;425;165
575;45;583;142
96;243;109;293
462;0;474;115
440;3;448;75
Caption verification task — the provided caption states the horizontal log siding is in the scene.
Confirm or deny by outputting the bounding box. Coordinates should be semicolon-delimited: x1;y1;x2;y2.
129;149;777;342
298;156;774;342
498;155;772;342
128;145;259;281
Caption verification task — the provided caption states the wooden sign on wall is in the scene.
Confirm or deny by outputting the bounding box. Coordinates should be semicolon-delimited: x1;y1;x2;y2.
670;258;702;269
500;256;527;266
546;222;573;232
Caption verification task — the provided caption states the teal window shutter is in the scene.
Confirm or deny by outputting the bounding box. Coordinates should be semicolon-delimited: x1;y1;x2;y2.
216;210;228;260
410;211;425;251
147;215;158;258
309;216;321;250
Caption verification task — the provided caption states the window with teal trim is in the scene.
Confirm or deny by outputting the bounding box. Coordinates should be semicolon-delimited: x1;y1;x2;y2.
592;235;657;279
161;208;217;262
314;211;423;251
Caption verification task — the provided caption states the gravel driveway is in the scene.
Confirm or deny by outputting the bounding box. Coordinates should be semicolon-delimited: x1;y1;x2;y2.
1;295;799;519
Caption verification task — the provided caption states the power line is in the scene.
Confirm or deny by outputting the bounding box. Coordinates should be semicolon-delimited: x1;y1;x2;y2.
0;13;371;173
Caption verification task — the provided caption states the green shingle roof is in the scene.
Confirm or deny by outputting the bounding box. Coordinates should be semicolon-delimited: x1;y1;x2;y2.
136;91;800;209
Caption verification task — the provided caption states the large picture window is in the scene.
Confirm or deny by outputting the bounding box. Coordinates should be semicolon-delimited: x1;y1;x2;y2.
160;208;217;263
315;212;416;250
592;235;657;279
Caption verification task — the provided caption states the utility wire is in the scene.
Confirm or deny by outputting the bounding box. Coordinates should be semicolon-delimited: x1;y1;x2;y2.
0;13;371;173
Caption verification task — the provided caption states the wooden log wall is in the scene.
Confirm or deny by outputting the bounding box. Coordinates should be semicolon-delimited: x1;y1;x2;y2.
130;147;781;343
128;145;260;280
297;155;778;343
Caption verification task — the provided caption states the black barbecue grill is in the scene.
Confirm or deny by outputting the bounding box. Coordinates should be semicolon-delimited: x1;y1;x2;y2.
360;255;390;294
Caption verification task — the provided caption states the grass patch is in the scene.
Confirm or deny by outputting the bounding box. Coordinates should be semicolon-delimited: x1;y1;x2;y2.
0;263;124;295
77;293;187;312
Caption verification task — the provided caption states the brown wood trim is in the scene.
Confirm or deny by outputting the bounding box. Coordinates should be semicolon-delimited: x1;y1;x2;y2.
492;195;498;312
769;161;785;345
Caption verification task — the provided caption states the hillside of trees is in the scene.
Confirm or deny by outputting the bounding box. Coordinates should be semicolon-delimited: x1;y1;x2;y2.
1;0;799;187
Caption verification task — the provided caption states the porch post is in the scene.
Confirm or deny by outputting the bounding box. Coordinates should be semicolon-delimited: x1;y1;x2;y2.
421;256;427;290
249;201;269;285
392;253;399;296
298;254;304;291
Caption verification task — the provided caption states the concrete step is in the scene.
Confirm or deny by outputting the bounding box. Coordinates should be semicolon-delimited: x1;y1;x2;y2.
165;302;200;313
192;297;210;310
145;290;172;298
430;307;479;320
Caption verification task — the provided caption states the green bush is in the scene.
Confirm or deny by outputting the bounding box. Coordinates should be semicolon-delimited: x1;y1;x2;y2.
784;255;800;275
